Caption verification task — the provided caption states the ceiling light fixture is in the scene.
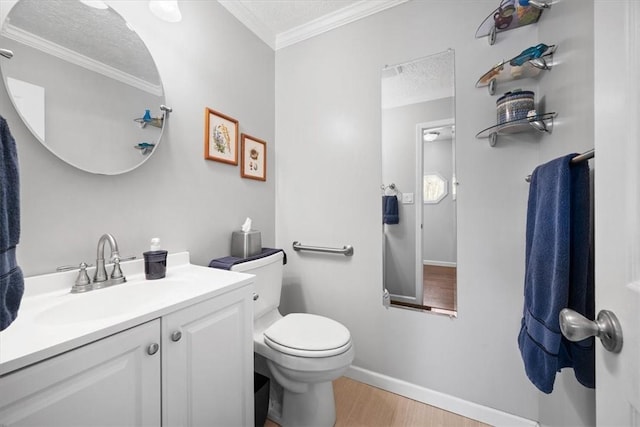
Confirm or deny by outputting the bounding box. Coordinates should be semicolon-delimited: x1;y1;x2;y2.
149;0;182;23
423;131;440;142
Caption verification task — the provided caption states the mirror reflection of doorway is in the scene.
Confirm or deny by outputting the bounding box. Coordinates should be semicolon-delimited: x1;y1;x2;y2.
420;123;457;314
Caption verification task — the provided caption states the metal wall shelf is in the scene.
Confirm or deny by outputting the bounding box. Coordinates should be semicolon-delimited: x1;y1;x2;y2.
475;1;551;45
476;112;557;146
476;44;556;95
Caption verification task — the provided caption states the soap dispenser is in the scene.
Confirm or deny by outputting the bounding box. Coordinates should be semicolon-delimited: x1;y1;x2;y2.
143;237;168;280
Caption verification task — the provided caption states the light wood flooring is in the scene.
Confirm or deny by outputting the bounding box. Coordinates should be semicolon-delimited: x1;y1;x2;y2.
422;265;456;312
264;376;489;427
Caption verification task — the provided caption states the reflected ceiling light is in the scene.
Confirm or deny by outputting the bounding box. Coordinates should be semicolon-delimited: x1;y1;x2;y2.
423;131;440;142
80;0;108;9
149;0;182;23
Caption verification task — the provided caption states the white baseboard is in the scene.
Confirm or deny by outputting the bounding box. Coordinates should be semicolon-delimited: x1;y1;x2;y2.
345;366;539;427
423;260;457;267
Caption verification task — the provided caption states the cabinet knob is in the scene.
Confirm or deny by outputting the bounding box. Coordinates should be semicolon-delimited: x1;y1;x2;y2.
171;330;182;342
147;343;159;355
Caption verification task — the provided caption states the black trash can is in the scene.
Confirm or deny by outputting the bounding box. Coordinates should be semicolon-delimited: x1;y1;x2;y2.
254;372;270;427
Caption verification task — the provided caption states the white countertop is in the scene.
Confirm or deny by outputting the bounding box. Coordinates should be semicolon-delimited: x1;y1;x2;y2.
0;252;254;376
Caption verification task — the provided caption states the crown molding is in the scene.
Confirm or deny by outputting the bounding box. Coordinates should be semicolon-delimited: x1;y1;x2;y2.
276;0;409;50
3;24;163;96
218;0;409;51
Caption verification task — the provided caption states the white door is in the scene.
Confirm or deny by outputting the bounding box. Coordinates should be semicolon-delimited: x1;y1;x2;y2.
594;1;640;425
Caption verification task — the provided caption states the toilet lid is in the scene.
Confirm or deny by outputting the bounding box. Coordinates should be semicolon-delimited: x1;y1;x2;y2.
263;313;351;358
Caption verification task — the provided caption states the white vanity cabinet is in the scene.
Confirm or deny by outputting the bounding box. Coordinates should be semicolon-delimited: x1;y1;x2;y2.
0;285;254;427
162;286;254;426
0;319;162;426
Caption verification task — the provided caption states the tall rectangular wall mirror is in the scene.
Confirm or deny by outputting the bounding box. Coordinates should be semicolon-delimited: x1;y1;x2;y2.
381;50;457;315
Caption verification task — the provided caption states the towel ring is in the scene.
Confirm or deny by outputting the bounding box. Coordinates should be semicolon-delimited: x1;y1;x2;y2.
381;183;398;196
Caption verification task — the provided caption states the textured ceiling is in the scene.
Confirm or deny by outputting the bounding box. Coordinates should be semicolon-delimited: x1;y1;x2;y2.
382;50;455;109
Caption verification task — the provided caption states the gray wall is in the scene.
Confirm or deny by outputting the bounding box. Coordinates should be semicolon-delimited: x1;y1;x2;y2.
275;0;593;424
0;0;276;276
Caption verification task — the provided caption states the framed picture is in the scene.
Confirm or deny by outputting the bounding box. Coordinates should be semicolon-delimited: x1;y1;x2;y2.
241;134;266;181
204;107;238;165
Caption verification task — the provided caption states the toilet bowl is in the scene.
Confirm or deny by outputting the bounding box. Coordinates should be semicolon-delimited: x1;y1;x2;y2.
231;250;354;427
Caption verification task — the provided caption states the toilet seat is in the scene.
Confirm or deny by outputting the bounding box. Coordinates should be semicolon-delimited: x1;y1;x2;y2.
263;313;351;358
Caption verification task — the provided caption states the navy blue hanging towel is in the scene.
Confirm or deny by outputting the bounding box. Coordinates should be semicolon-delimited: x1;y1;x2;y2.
518;153;594;393
382;195;399;224
0;115;24;331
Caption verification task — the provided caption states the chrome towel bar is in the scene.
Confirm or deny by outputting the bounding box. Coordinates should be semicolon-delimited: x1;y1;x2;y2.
292;241;354;256
525;149;594;182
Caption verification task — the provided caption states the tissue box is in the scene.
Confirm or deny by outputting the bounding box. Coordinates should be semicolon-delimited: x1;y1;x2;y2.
231;230;262;258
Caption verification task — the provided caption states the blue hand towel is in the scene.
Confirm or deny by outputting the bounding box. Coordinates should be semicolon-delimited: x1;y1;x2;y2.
518;153;594;393
0;115;24;331
382;195;399;224
209;248;287;270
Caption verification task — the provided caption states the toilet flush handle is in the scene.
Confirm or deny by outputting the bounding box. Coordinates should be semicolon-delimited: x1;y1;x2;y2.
253;293;259;301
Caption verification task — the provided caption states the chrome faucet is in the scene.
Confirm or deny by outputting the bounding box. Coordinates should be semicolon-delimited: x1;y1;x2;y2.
93;233;126;289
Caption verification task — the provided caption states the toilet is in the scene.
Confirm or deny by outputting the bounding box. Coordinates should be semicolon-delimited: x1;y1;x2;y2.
230;251;354;427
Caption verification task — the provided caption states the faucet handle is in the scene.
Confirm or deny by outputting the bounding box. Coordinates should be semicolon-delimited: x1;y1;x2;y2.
77;262;91;285
56;263;93;272
110;257;127;284
71;263;93;293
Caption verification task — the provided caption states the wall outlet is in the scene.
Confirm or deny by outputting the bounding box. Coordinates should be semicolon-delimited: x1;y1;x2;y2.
401;193;414;204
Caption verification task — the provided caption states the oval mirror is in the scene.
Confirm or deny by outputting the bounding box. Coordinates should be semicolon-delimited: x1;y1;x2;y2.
0;0;167;175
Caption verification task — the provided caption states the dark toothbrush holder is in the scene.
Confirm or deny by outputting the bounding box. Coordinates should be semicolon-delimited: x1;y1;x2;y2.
144;250;168;280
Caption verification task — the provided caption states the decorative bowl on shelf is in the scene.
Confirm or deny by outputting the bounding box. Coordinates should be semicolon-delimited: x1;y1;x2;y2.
496;90;535;124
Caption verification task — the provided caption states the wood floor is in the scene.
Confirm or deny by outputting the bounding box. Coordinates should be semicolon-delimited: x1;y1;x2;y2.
264;376;489;427
422;265;456;312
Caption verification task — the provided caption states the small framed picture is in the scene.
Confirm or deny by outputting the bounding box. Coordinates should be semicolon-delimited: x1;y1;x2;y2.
204;107;238;165
241;134;267;181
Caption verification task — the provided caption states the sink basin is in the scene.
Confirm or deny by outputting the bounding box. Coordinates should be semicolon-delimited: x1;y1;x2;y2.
36;278;186;325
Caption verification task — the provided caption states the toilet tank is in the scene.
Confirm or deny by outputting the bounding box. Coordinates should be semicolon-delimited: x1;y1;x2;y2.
230;251;284;319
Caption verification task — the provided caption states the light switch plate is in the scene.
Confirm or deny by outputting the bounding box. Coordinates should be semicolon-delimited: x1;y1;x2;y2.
401;193;414;204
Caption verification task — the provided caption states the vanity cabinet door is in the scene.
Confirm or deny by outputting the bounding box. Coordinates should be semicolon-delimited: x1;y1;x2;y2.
0;320;161;426
162;287;254;427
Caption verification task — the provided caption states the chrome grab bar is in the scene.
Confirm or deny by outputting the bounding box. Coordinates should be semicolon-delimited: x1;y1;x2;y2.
292;241;354;256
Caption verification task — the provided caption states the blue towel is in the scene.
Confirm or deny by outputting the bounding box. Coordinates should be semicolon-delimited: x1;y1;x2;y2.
0;115;24;331
518;153;594;393
209;248;287;270
382;195;399;224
